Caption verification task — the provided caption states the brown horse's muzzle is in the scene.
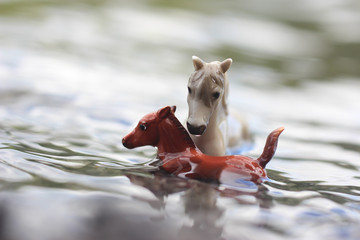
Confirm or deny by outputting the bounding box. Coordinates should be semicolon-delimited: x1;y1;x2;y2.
122;136;134;149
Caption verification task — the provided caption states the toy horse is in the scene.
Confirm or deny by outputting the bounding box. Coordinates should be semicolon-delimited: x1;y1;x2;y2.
122;106;284;184
186;56;249;156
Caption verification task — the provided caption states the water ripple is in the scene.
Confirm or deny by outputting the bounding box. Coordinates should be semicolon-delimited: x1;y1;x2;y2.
1;0;360;239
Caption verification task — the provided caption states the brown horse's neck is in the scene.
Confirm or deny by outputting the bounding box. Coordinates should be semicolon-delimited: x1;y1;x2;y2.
157;115;197;155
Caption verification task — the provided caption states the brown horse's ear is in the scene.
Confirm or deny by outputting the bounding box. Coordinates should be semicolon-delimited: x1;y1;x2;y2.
170;105;176;114
192;56;204;71
158;106;171;119
220;58;232;73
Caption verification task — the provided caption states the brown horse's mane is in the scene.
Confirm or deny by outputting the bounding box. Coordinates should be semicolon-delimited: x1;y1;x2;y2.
167;113;196;149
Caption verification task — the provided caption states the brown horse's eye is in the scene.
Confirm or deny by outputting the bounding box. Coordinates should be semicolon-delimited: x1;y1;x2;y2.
187;87;192;94
139;124;147;131
212;92;220;99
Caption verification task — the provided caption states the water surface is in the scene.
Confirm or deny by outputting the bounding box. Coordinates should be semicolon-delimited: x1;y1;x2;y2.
1;1;360;239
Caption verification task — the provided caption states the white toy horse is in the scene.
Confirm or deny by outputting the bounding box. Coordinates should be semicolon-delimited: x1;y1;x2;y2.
186;56;249;156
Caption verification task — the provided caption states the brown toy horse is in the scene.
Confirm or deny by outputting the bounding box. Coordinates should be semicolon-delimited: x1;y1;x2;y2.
122;106;284;184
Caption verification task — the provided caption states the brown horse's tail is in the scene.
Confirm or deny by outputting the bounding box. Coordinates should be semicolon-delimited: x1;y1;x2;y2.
257;127;285;168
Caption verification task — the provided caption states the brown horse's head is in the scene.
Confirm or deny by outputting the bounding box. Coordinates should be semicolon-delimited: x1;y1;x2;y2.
122;106;176;149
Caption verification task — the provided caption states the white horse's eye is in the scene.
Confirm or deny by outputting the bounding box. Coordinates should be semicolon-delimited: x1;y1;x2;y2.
139;124;147;131
187;87;192;94
212;92;220;99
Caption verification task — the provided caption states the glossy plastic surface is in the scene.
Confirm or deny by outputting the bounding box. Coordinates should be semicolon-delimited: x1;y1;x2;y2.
123;106;284;183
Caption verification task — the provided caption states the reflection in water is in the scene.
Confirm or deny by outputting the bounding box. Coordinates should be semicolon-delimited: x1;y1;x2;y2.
127;171;279;240
0;171;275;240
128;172;226;239
180;183;225;240
119;172;275;240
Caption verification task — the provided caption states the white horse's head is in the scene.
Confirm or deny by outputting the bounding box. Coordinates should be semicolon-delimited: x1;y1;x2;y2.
186;56;232;135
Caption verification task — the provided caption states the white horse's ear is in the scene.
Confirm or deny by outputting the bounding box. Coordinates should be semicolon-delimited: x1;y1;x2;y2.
220;58;232;73
192;56;204;71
